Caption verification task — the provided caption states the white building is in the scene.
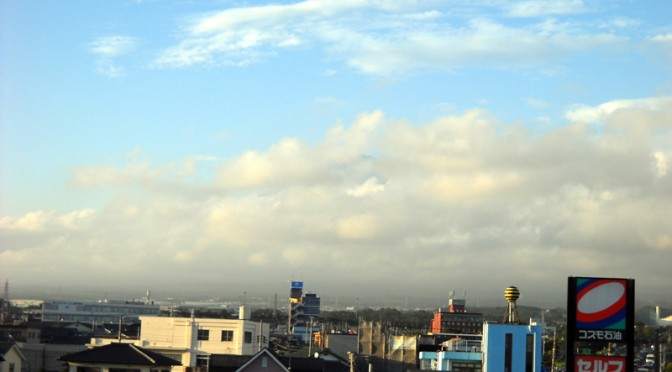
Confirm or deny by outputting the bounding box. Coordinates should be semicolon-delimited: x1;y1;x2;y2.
0;343;27;372
91;311;269;371
42;300;159;323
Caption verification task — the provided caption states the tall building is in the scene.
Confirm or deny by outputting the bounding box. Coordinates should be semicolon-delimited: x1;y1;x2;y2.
430;296;484;335
287;281;320;342
482;286;542;372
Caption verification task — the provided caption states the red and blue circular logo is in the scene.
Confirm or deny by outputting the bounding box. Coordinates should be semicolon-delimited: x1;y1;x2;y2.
576;278;626;330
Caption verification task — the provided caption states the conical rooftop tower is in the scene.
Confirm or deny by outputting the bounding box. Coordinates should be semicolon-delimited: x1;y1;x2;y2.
503;286;521;324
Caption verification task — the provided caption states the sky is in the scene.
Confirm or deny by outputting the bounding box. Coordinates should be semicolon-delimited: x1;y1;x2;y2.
1;0;672;308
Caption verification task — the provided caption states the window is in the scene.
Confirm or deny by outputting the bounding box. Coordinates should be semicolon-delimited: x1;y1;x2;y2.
504;333;513;372
196;355;209;368
244;331;253;344
76;368;100;372
221;330;234;342
525;334;534;372
197;329;210;341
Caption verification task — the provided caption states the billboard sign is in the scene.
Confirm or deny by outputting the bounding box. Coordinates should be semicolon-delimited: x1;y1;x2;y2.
291;281;303;289
575;278;627;341
566;277;634;372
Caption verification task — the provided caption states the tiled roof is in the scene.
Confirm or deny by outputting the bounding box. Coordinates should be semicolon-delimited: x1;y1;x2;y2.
58;343;181;366
0;342;15;355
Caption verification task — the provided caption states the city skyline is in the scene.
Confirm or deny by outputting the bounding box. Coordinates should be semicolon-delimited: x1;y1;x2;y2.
1;1;672;308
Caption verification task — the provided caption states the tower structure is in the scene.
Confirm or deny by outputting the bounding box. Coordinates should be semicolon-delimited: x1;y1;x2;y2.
288;281;303;333
503;286;521;324
287;281;320;343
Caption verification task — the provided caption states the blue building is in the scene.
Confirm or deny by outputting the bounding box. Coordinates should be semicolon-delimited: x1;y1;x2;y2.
288;281;320;344
481;322;543;372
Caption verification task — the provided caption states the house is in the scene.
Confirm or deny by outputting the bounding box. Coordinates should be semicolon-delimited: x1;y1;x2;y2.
229;348;352;372
235;348;287;372
0;343;27;372
58;342;181;372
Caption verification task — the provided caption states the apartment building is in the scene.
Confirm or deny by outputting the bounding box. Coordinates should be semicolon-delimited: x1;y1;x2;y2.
91;311;269;371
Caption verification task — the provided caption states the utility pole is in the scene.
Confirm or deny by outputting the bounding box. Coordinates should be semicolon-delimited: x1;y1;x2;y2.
551;328;556;372
118;315;124;342
308;317;313;357
348;352;355;372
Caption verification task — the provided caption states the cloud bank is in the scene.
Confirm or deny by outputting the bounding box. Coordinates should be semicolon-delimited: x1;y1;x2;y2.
1;97;671;305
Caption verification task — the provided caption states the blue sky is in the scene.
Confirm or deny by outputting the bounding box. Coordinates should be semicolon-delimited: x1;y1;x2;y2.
1;0;672;306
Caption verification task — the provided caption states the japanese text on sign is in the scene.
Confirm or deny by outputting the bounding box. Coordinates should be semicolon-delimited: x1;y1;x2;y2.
576;357;624;372
577;330;623;341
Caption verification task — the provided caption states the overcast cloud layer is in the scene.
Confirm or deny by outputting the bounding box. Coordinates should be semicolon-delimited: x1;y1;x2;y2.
2;98;671;306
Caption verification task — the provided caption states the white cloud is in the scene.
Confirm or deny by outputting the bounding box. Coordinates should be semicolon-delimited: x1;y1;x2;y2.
89;35;138;78
95;61;125;79
504;0;588;18
2;98;672;304
0;209;95;231
653;33;672;43
599;17;640;29
346;177;385;197
89;35;138;57
154;1;624;74
653;151;668;178
565;96;672;123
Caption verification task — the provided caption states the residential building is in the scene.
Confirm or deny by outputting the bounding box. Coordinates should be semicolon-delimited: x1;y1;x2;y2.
0;343;26;372
234;348;287;372
58;342;180;372
19;343;87;372
90;312;270;371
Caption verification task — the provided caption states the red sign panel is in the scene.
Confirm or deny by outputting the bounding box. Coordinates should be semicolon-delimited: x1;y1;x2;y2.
575;356;625;372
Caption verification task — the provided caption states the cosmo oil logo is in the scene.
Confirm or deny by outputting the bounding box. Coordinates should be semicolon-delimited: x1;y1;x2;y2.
576;278;627;331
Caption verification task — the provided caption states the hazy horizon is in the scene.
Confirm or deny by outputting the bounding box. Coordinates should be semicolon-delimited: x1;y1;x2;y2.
7;278;671;310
